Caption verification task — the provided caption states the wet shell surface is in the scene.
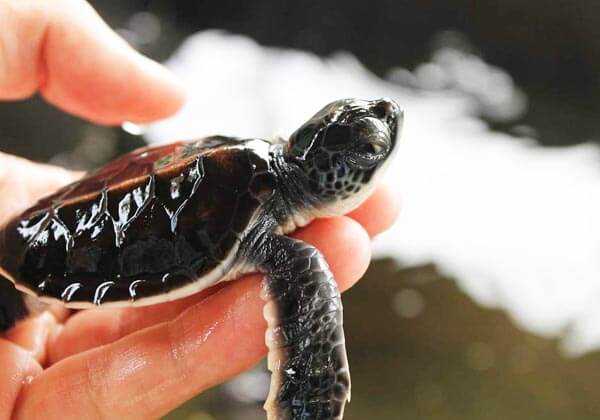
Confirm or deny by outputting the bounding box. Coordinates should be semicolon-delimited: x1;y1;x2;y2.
0;136;276;308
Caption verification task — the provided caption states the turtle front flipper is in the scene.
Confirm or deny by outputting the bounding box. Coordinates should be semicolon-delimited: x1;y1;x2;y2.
256;235;350;420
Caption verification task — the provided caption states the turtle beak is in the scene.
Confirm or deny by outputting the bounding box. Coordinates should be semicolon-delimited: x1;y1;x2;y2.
371;98;403;155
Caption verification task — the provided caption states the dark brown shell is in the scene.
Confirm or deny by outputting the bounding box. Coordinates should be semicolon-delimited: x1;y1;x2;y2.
0;136;276;307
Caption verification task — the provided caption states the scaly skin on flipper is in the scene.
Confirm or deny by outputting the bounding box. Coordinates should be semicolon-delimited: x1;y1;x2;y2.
258;235;350;419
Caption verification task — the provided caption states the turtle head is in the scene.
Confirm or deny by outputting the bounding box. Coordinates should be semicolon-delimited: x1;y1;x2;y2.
285;98;402;216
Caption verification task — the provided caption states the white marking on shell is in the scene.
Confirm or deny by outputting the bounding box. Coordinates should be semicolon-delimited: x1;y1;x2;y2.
49;217;74;252
94;281;115;305
61;282;82;302
128;279;145;301
170;173;184;199
16;213;51;245
110;176;155;248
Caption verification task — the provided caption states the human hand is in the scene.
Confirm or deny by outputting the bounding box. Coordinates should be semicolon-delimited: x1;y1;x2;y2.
0;1;400;418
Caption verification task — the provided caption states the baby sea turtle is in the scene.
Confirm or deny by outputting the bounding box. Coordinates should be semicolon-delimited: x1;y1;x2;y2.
0;98;401;419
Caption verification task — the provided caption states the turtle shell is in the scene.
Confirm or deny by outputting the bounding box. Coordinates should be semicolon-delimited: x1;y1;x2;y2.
0;136;276;307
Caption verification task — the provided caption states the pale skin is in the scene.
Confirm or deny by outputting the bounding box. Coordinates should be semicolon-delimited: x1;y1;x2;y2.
0;1;399;418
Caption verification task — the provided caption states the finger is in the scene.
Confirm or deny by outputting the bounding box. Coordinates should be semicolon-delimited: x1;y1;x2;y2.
48;216;370;363
295;216;371;288
0;153;78;226
0;0;184;124
47;287;225;365
4;312;60;365
0;339;42;418
348;183;400;237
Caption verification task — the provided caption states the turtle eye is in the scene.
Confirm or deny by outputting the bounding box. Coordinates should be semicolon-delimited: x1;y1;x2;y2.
356;140;386;156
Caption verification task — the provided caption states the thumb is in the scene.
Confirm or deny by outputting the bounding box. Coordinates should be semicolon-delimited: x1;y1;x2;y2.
0;0;185;125
0;152;77;226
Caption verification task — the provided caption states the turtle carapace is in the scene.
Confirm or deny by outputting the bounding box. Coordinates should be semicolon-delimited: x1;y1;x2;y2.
0;98;402;420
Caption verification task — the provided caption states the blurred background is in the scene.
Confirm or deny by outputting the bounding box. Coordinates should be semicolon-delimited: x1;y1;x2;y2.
2;1;600;419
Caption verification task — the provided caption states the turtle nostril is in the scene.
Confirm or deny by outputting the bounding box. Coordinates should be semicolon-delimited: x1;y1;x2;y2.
372;98;401;123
